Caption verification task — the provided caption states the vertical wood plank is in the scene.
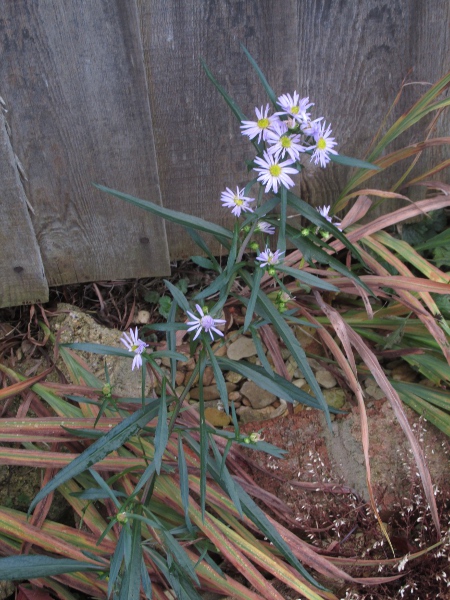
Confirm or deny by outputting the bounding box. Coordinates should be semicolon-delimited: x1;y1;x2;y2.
139;0;450;258
0;111;48;308
0;0;170;287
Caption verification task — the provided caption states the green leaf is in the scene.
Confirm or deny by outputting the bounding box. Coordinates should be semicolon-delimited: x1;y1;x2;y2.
200;59;248;124
108;527;127;598
330;153;380;170
165;279;191;313
178;435;193;532
191;255;216;270
144;290;160;304
0;556;103;580
217;357;337;412
205;343;230;414
158;295;173;319
95;184;233;240
244;266;263;332
240;44;278;106
186;227;222;271
276;264;339;291
29;400;160;513
154;387;169;475
118;518;142;600
249;326;274;378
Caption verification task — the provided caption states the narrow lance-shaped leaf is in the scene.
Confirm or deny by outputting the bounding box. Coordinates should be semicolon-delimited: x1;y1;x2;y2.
244;266;263;332
95;184;233;240
118;517;142;600
153;382;169;475
0;556;103;581
178;434;193;533
28;400;160;514
240;44;278;106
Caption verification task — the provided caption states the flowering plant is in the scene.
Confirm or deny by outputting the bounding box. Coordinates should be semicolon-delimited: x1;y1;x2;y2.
8;45;449;600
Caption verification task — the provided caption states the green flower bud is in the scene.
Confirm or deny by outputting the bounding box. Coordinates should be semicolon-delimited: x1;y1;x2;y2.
267;267;276;277
242;225;251;233
249;241;260;251
116;512;128;524
243;437;251;444
301;228;310;237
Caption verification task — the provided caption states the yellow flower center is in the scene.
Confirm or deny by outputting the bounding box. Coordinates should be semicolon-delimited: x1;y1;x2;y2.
257;117;270;129
281;136;292;148
291;106;299;114
234;196;243;206
131;344;139;352
317;137;327;150
269;165;282;177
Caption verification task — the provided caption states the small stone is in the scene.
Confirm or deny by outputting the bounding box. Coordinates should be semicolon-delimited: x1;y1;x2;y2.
292;378;306;389
203;366;214;386
285;361;297;378
323;388;346;409
365;383;386;401
241;397;251;406
136;310;150;324
280;347;290;360
240;381;277;409
227;336;257;361
184;357;196;371
228;391;241;401
315;369;337;389
175;371;185;386
307;358;322;371
204;407;231;427
212;342;227;357
236;398;287;424
189;382;237;401
225;371;243;384
391;364;417;383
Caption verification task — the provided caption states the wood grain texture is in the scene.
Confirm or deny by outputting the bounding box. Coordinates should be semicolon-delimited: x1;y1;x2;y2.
139;0;450;258
0;110;48;308
0;0;170;288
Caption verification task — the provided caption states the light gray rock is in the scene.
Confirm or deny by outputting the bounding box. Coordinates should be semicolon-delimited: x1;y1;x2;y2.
315;369;337;389
240;380;277;409
236;399;287;424
189;382;236;401
227;336;257;361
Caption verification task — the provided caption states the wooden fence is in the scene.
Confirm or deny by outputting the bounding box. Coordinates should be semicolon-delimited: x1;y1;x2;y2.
1;0;449;308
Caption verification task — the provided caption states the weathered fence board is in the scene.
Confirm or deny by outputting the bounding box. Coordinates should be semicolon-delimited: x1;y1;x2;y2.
139;0;450;258
0;0;449;307
0;0;170;292
0;111;48;308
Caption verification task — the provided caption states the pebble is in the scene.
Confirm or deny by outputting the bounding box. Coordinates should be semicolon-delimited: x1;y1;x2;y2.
136;310;151;324
204;407;231;427
227;336;257;361
323;388;346;409
240;381;277;409
315;369;337;389
189;382;237;401
225;371;244;384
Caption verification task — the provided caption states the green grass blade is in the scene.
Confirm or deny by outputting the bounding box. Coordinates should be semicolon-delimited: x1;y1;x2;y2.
95;184;233;240
276;264;339;291
118;518;142;600
200;58;248;123
330;153;380;170
164;279;190;313
243;266;263;332
205;342;229;414
240;44;278;106
178;435;193;532
0;556;103;580
249;326;274;377
29;400;160;513
154;386;169;475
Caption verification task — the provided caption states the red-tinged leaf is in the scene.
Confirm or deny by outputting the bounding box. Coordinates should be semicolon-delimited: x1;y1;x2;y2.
0;367;53;401
18;584;55;600
0;447;143;471
0;417;123;443
335;194;450;249
339;194;372;229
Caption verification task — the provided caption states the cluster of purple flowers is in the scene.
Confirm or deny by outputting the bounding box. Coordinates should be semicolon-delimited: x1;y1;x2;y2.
220;92;337;218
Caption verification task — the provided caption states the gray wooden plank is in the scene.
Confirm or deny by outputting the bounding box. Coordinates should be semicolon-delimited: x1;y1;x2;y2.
0;0;170;289
139;0;450;258
0;110;48;308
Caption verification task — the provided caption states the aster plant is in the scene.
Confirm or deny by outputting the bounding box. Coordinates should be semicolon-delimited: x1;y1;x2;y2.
8;44;448;600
